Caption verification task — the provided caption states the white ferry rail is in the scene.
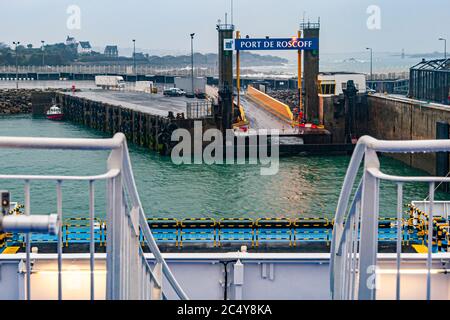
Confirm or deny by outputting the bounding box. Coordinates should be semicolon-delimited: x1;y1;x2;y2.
0;133;188;300
331;136;450;300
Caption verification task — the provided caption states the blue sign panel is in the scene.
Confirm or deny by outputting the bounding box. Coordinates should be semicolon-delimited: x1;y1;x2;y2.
234;38;318;51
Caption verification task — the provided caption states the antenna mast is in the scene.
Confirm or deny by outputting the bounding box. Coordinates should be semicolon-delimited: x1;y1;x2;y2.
231;0;234;25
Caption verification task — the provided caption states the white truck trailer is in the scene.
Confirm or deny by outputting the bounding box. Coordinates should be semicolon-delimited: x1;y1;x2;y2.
95;76;126;90
134;81;154;93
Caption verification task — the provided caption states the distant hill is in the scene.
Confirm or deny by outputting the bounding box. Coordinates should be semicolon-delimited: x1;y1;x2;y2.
407;51;447;59
0;41;288;67
78;52;288;67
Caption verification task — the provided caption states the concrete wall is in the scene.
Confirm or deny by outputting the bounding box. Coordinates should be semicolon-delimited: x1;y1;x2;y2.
322;93;450;175
31;91;55;115
322;94;368;144
363;94;450;174
57;93;218;155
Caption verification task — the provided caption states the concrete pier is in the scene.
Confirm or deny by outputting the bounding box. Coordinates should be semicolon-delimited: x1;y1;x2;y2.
57;92;217;154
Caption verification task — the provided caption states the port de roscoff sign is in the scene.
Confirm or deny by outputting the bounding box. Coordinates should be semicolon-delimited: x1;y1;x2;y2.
224;38;318;51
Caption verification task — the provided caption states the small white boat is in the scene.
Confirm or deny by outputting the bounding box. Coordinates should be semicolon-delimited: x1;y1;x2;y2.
46;105;64;121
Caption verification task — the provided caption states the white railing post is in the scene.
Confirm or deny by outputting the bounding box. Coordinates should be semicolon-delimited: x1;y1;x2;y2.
106;145;124;300
151;262;163;300
127;206;141;300
395;183;403;300
358;148;380;300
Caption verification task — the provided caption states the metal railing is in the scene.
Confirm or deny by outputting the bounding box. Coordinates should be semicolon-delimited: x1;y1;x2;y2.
0;65;219;77
0;133;188;300
330;136;450;300
186;101;213;119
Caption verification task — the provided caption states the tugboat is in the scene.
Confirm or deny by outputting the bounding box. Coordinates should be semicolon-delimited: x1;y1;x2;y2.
46;105;64;121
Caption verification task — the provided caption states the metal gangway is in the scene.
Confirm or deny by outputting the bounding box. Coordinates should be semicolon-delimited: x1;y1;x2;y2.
0;133;188;300
330;136;450;300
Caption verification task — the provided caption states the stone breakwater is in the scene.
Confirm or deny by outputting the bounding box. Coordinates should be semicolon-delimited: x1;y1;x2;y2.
267;90;299;109
0;89;37;114
0;88;77;114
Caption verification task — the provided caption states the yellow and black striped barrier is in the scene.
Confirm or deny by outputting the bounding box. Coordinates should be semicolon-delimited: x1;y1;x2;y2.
181;218;216;229
219;218;254;229
64;217;103;247
255;218;292;247
2;214;422;251
292;217;330;229
147;218;179;229
218;230;254;247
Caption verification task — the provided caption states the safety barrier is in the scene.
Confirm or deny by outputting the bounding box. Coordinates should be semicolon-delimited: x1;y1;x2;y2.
144;218;179;246
246;85;294;124
180;218;216;247
65;218;103;247
407;204;450;252
255;218;292;246
218;218;254;247
2;216;422;252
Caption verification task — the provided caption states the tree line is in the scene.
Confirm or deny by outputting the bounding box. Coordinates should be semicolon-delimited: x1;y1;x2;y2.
0;42;288;67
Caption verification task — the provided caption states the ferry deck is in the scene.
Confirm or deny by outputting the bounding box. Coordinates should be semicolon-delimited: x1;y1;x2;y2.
1;134;450;300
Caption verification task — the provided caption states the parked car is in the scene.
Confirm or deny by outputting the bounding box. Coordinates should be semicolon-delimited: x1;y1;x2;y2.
195;92;206;99
163;88;186;97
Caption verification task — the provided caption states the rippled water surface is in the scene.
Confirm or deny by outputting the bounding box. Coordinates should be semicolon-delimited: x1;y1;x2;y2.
0;114;448;220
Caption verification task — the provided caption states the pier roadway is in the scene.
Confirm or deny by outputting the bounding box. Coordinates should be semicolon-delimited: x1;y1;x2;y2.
74;90;202;116
240;95;297;133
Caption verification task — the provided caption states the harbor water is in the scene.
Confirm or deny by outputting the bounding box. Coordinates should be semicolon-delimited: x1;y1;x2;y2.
0;114;448;220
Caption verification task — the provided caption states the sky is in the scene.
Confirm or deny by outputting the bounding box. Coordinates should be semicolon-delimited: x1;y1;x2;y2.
0;0;448;56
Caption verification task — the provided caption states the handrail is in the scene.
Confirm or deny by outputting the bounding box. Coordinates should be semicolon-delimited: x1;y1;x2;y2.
331;134;450;238
331;135;450;300
0;133;187;300
0;169;120;181
336;182;363;255
330;180;362;297
121;139;189;300
329;138;367;298
368;167;450;183
0;135;124;150
358;136;450;153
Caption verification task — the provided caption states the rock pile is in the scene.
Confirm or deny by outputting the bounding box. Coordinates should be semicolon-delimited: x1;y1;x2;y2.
268;90;300;109
0;89;35;114
0;89;57;114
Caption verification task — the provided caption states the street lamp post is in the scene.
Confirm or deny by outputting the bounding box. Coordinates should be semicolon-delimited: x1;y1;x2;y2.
13;41;20;89
190;33;195;96
439;37;447;59
132;39;136;79
366;47;373;81
41;40;45;67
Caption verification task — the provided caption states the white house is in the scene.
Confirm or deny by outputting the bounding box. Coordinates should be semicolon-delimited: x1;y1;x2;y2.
78;41;93;55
